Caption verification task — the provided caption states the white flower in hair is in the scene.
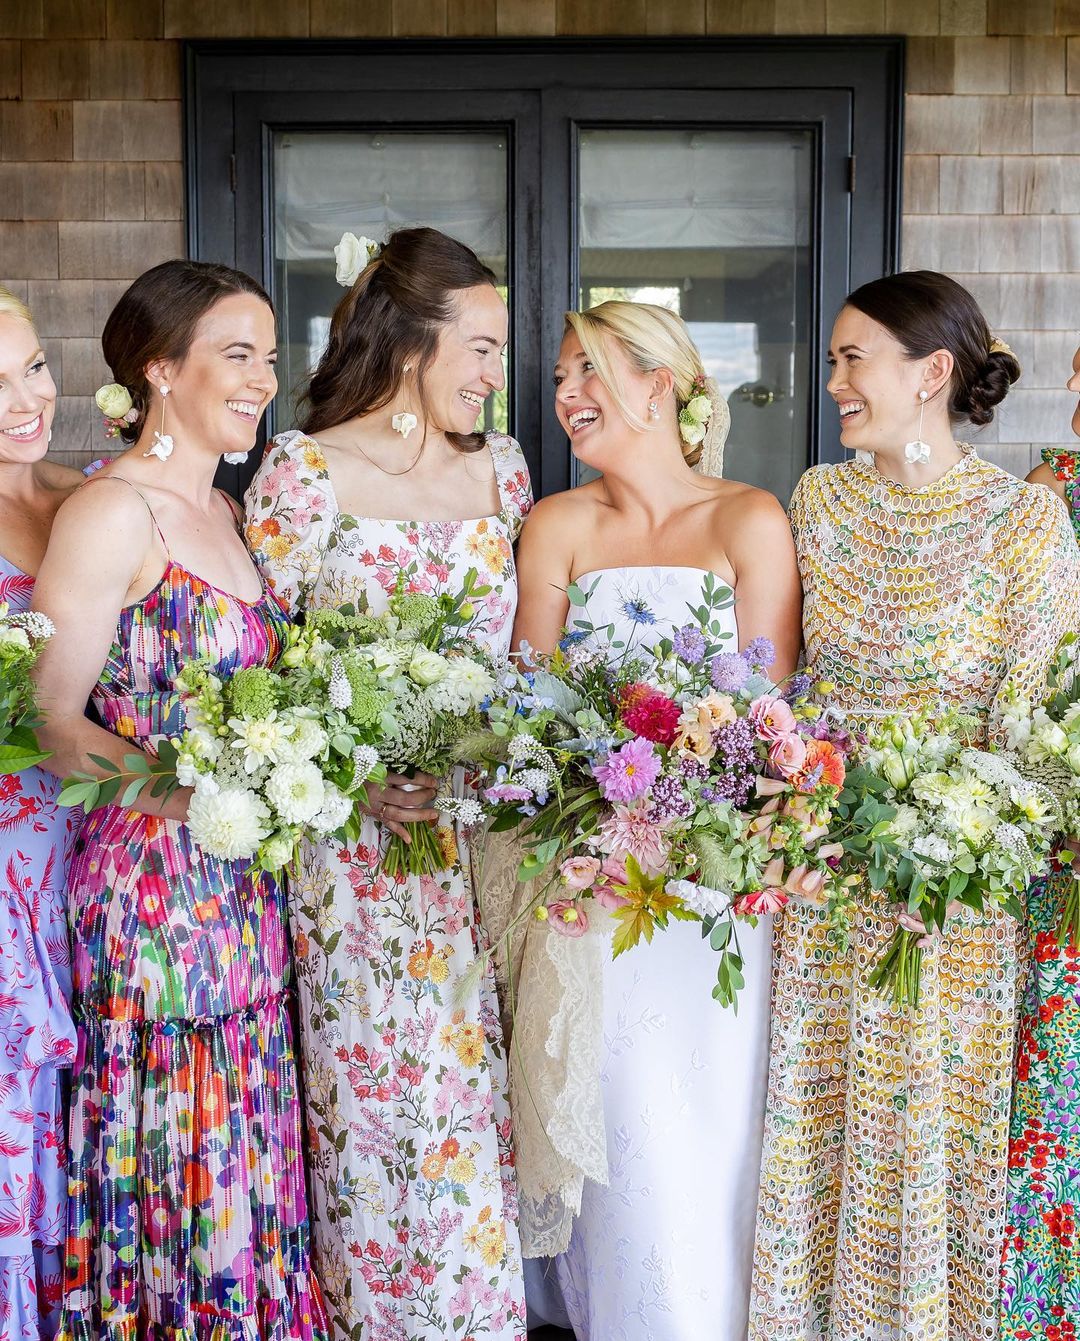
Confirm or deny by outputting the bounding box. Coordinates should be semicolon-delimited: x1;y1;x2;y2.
94;383;133;419
335;231;381;288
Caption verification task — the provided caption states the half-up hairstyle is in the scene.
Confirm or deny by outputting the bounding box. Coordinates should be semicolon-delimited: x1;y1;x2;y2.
845;270;1021;427
565;301;722;468
299;226;498;454
102;259;272;444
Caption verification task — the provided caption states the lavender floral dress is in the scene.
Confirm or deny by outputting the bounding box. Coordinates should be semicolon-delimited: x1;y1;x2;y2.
0;555;77;1341
246;431;532;1341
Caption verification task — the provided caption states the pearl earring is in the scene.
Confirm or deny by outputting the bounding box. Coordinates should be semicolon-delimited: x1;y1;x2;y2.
904;389;931;465
144;383;174;462
648;401;660;421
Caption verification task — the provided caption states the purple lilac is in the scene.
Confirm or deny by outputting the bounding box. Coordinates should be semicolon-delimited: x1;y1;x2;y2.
592;736;661;804
672;625;706;665
648;774;693;824
710;653;750;693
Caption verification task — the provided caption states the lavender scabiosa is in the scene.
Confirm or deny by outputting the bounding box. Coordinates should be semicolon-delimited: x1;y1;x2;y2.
672;625;706;665
743;636;776;671
710;653;750;694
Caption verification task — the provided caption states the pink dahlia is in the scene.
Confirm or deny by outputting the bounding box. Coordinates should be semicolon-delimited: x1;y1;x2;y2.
592;736;661;804
596;800;670;875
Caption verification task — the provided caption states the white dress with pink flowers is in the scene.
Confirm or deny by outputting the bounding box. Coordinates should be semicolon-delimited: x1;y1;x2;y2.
525;565;774;1341
245;430;532;1341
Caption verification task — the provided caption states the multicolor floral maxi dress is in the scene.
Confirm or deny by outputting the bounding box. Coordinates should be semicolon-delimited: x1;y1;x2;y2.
750;448;1080;1341
1001;446;1080;1340
245;430;531;1341
59;489;328;1341
0;555;78;1341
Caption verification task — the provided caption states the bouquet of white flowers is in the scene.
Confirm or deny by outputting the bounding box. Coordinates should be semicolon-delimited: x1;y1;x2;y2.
852;707;1057;1007
307;571;498;877
0;604;55;773
59;619;385;872
1002;631;1080;943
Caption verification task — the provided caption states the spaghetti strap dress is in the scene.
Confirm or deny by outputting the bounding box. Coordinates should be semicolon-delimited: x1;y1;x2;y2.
58;482;328;1341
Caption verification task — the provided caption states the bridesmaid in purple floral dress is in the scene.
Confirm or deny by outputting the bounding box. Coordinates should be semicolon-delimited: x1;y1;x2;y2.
0;287;85;1339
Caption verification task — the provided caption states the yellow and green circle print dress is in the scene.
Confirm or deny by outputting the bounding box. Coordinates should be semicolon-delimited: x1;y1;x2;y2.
749;446;1080;1341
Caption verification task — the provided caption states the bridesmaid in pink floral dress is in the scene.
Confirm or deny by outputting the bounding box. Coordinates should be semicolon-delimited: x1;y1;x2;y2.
0;287;86;1340
245;228;530;1340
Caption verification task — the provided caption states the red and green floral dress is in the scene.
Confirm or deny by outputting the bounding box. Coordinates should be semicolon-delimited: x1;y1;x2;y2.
1000;449;1080;1339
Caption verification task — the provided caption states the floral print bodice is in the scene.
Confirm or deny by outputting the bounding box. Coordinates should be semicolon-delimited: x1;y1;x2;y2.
245;431;532;660
1041;445;1080;541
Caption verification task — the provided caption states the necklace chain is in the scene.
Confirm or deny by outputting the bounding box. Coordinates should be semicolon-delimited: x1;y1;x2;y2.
350;434;425;477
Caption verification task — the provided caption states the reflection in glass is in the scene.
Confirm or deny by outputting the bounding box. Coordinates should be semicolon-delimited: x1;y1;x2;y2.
273;131;509;432
578;128;812;502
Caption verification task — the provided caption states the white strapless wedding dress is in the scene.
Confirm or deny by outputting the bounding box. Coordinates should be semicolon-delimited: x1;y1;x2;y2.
524;566;775;1341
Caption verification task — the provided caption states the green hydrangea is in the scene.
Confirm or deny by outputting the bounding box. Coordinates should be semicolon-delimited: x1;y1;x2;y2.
341;654;388;729
389;591;441;635
308;608;384;645
229;667;279;720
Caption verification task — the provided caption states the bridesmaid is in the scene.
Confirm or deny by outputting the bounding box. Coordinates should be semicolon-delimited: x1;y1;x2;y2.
750;272;1080;1341
1026;342;1080;537
31;261;327;1339
1000;338;1080;1337
0;287;82;1340
245;227;530;1340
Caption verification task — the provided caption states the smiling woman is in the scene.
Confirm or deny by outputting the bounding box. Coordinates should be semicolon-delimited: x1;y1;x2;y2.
243;226;531;1341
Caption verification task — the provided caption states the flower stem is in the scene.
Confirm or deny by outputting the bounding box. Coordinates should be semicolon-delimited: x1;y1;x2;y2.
868;926;923;1010
383;821;450;878
1056;872;1080;949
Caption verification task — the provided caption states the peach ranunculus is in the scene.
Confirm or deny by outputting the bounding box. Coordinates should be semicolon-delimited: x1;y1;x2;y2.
767;732;808;779
748;695;798;742
560;855;602;890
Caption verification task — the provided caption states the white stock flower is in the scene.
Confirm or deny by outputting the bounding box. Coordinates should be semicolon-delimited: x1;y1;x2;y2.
265;761;326;825
187;786;269;861
408;648;448;686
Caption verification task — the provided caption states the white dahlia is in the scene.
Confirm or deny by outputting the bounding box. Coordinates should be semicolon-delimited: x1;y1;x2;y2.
187;786;269;861
229;712;289;772
265;760;326;825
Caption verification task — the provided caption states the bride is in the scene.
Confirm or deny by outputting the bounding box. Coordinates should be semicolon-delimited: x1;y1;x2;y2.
507;300;802;1339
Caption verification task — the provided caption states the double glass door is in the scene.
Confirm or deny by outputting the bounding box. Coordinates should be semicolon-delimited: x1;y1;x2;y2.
198;41;901;502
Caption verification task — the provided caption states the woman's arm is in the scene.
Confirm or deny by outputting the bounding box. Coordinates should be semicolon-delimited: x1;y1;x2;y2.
31;482;192;820
725;490;803;680
1026;461;1068;505
511;495;578;656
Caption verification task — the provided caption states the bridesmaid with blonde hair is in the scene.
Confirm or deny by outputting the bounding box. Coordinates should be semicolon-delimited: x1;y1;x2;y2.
0;286;83;1339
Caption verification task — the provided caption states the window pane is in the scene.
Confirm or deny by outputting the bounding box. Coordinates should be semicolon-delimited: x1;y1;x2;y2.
578;128;812;502
273;130;509;431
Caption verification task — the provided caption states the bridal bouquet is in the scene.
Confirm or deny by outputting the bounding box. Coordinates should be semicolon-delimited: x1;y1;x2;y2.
854;707;1057;1008
307;572;498;878
478;576;858;1008
0;605;56;773
1001;631;1080;944
59;619;385;872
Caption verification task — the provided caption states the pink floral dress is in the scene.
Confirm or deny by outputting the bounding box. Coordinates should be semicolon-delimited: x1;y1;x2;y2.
245;431;532;1341
0;554;77;1341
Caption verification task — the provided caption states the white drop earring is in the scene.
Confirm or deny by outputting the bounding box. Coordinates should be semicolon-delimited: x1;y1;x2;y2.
904;389;931;465
648;400;660;421
144;383;175;462
392;361;418;439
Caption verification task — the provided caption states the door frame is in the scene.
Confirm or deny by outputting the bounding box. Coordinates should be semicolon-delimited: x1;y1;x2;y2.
185;36;904;498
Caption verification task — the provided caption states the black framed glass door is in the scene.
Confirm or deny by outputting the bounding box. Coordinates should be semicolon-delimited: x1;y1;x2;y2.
186;38;903;501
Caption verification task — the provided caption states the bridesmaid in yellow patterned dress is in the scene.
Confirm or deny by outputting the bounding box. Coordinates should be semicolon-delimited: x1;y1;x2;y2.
750;271;1080;1341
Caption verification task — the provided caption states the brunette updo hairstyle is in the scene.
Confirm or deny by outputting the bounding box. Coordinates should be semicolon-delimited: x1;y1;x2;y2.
299;226;498;454
845;269;1020;427
101;259;273;444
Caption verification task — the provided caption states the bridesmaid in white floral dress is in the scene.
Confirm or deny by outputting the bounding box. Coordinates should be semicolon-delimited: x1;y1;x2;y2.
245;228;530;1341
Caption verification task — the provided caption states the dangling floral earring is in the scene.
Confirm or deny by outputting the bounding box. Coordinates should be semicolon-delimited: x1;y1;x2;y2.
904;389;931;464
144;383;174;461
392;362;418;439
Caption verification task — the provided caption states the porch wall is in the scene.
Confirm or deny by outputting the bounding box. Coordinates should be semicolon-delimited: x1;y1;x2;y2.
1;0;1078;475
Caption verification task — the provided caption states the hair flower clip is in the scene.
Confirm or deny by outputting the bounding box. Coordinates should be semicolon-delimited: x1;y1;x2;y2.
94;383;138;439
334;232;382;288
678;373;713;448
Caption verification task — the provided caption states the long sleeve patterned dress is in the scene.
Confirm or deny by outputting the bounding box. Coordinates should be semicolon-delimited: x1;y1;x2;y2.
245;430;531;1341
1001;445;1080;1339
59;488;327;1341
750;446;1080;1341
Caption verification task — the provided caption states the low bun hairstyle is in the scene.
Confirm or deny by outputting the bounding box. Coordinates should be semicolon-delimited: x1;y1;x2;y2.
564;300;721;468
845;270;1021;427
101;260;272;444
299;227;498;454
